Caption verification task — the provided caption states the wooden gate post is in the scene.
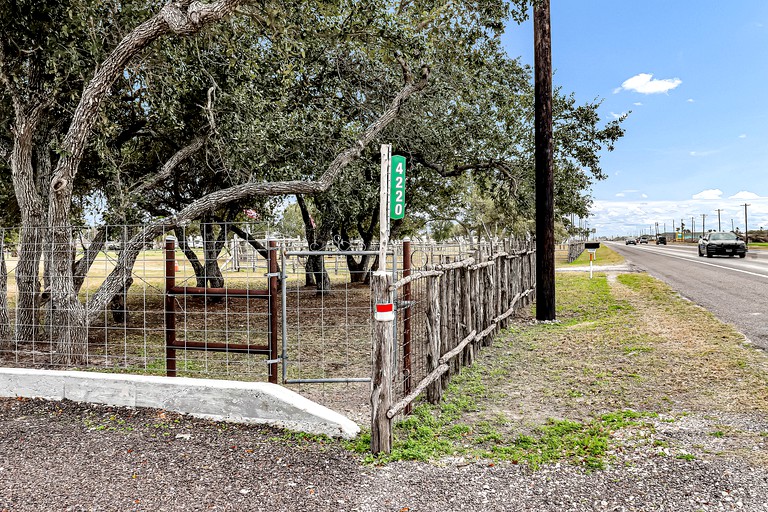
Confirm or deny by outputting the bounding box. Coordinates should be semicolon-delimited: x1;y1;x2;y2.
164;236;177;377
268;240;279;384
371;270;393;454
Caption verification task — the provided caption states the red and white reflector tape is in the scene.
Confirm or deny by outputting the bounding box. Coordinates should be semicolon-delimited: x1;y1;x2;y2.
375;303;395;322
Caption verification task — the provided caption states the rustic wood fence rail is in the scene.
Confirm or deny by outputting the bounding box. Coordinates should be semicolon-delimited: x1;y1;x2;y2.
567;241;585;262
370;239;536;454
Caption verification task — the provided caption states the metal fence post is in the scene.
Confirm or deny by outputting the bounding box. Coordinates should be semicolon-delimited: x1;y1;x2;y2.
164;236;177;377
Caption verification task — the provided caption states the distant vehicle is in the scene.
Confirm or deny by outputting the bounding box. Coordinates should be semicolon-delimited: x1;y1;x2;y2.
639;236;649;244
656;236;667;245
625;238;637;245
698;231;746;258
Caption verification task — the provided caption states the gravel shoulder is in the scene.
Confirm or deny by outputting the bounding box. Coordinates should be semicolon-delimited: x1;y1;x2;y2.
2;398;767;511
2;270;768;511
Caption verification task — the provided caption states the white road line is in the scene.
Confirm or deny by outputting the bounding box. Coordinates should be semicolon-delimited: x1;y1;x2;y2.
618;244;768;280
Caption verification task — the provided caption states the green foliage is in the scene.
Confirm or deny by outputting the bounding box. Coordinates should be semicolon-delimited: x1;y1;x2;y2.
0;0;624;242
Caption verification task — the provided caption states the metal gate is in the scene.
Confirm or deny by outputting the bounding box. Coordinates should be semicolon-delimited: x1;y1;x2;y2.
279;248;396;385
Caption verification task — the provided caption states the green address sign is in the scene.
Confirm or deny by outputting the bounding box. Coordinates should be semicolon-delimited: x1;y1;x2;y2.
390;155;406;220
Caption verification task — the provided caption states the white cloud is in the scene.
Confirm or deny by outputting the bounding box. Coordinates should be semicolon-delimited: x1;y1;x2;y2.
729;191;761;200
589;196;768;237
689;150;718;157
615;193;625;197
609;111;626;119
633;102;643;106
641;194;648;198
692;189;723;200
616;73;682;94
739;134;747;139
687;98;695;103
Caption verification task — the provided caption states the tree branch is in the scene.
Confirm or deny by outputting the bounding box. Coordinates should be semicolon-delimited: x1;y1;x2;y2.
73;226;107;293
49;0;247;220
223;222;270;261
0;42;23;115
130;136;207;198
84;58;430;320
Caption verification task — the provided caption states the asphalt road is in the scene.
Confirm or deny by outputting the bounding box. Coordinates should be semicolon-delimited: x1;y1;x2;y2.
607;241;768;350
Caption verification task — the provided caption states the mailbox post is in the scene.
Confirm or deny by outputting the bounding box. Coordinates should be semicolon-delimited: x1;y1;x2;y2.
585;242;600;279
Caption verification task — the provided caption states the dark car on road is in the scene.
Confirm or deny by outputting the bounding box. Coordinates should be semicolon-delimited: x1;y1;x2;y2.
656;236;667;245
698;231;747;258
625;238;637;245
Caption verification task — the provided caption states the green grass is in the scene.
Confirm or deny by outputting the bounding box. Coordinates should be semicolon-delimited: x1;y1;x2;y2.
341;270;768;470
567;245;625;266
349;404;654;470
346;359;655;469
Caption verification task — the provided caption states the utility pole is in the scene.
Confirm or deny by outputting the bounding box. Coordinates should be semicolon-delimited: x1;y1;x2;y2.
701;213;706;237
732;218;735;232
715;209;723;231
534;0;555;321
692;217;695;241
742;203;751;247
680;219;685;241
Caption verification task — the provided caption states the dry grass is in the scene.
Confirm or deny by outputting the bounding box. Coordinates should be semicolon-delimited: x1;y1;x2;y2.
454;271;768;465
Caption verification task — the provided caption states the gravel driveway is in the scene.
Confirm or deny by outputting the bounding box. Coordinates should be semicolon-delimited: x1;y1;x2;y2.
2;398;767;511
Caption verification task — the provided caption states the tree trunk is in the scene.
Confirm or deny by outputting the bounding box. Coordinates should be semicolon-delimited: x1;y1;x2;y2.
363;255;380;285
341;220;375;284
307;253;331;295
7;104;47;345
296;195;318;287
73;226;107;294
48;226;88;364
175;227;206;287
346;253;371;283
108;276;133;324
304;258;316;287
14;225;43;344
202;221;226;290
0;235;11;351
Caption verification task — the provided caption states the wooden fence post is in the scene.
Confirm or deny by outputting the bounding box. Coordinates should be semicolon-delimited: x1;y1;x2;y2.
460;264;473;367
371;271;394;454
164;236;177;377
402;239;412;415
439;258;450;390
268;240;279;384
425;271;442;404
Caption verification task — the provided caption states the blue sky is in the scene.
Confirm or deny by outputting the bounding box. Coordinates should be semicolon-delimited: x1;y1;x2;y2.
502;1;768;238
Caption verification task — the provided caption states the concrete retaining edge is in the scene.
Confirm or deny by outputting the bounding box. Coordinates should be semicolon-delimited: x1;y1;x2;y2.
0;368;360;439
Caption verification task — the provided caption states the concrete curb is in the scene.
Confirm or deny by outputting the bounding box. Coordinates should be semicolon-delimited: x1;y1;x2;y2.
0;368;360;439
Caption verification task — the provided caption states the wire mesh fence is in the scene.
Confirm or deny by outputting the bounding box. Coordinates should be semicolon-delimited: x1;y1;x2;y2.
0;223;295;381
281;248;379;385
0;224;537;428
